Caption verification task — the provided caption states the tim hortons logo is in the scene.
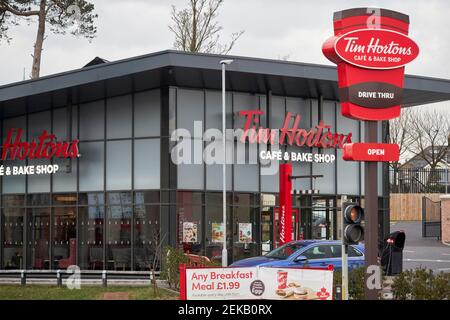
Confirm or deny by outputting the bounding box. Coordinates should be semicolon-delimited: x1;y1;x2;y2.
2;128;79;161
239;110;352;149
279;205;286;243
334;29;419;69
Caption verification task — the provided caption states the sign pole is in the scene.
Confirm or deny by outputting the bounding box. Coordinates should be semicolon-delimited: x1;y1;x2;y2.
220;59;233;267
364;121;379;300
341;195;349;300
221;62;228;267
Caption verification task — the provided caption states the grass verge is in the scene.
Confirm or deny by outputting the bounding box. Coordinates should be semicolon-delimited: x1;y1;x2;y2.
0;285;179;300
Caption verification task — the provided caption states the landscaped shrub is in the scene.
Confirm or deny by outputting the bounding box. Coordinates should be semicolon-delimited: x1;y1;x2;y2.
333;266;368;300
390;270;412;300
392;267;450;300
159;246;189;289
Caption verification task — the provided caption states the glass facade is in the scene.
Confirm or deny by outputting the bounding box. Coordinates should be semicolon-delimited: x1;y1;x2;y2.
1;89;162;270
0;86;389;270
171;88;388;264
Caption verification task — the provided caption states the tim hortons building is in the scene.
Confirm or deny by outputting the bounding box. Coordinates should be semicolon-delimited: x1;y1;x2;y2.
0;50;449;270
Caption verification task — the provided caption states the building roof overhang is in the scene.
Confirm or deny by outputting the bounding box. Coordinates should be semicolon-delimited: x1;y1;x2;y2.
0;50;449;118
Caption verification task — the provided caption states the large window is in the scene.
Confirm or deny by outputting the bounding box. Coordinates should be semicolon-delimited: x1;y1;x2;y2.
79;142;105;191
2;207;24;269
107;95;132;139
79;206;104;270
205;193;232;264
79;100;104;140
134;139;160;189
26;207;50;269
134;192;159;270
106;140;132;190
134;90;160;137
2;116;27;194
177;191;203;255
53;206;77;269
232;193;258;262
79;193;104;270
106;192;132;270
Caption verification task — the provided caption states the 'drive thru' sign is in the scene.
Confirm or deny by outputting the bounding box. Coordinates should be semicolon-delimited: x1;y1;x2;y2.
343;143;399;162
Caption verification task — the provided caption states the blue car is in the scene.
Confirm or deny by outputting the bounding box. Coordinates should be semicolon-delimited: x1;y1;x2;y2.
230;240;365;271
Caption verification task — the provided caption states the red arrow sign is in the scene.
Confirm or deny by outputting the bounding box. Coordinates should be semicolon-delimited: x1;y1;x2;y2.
343;143;399;162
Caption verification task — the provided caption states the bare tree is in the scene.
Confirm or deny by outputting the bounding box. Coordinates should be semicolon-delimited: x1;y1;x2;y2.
169;0;244;54
388;108;413;169
149;230;168;296
388;109;415;192
407;108;450;170
0;0;97;79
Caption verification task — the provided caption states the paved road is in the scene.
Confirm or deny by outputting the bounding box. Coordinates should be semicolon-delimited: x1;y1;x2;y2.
390;221;450;273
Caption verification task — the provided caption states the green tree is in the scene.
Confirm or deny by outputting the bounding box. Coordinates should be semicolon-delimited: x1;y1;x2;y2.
0;0;97;79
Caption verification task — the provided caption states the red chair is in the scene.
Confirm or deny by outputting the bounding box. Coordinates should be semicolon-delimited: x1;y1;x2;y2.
34;258;44;269
58;238;76;269
185;254;211;267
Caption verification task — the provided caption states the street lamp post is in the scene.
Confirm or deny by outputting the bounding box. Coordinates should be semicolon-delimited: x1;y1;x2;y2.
220;59;233;267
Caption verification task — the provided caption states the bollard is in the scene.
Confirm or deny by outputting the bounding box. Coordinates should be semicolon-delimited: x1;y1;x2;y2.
335;285;342;300
20;270;26;287
56;270;62;287
102;270;107;287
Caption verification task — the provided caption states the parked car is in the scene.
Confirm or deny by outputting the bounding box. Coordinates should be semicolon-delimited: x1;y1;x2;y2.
230;240;365;270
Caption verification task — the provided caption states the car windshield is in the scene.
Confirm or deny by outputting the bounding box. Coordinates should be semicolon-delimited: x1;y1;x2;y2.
265;242;307;260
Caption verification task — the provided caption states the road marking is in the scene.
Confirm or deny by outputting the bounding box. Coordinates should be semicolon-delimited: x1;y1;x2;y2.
441;253;450;256
437;268;450;271
404;258;450;263
403;250;415;253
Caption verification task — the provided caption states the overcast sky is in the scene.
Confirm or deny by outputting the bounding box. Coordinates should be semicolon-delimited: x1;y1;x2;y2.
0;0;449;113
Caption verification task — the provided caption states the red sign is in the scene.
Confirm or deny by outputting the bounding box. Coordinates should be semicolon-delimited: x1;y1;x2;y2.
334;29;419;69
2;128;79;161
239;110;352;149
322;8;419;121
279;163;292;246
343;143;399;162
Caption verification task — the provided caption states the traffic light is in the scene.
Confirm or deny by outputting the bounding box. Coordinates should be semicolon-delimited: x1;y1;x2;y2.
342;202;364;245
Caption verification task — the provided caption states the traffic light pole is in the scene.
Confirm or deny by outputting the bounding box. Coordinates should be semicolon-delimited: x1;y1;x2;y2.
364;121;379;300
341;195;349;300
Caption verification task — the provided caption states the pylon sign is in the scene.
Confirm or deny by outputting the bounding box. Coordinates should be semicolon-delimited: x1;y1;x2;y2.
279;163;292;246
322;8;419;121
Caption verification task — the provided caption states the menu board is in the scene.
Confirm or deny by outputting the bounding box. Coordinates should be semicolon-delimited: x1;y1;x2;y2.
238;223;252;243
183;222;198;243
211;223;224;243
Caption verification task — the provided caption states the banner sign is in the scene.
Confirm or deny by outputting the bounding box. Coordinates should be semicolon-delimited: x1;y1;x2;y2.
343;143;400;162
322;8;419;121
279;163;292;245
182;266;334;300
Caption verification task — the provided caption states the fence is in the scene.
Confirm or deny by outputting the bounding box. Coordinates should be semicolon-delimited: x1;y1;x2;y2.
390;193;443;221
422;197;442;239
390;168;450;194
0;269;160;286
